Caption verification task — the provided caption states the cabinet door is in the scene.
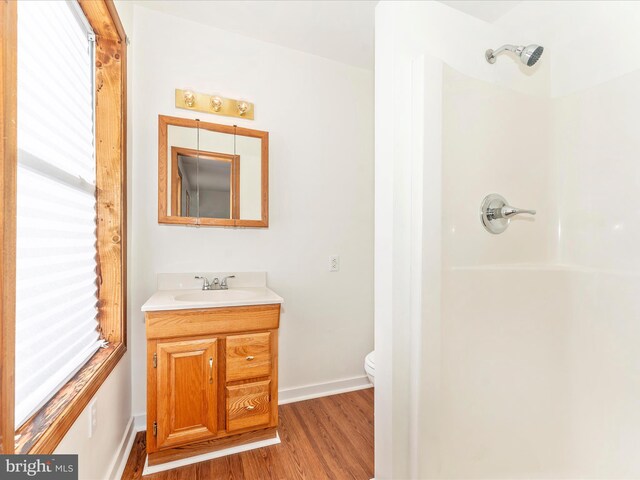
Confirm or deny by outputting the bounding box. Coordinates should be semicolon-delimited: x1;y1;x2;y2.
156;338;218;449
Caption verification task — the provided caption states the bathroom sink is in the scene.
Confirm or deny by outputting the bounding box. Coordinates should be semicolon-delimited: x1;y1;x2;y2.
140;275;284;312
174;289;256;303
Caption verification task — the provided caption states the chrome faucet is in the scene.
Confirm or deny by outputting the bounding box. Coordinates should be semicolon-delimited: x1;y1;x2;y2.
195;275;217;290
195;275;235;290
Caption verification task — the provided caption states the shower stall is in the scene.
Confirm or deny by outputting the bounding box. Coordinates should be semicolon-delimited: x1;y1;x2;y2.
375;2;640;478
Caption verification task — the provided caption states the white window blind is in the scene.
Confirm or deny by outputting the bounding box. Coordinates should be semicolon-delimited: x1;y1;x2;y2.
15;1;101;427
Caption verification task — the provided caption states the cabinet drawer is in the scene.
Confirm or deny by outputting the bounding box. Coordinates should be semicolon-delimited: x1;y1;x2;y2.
226;332;271;381
226;380;271;432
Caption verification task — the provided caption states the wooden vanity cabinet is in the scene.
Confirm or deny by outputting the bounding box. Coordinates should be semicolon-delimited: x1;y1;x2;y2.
145;304;280;464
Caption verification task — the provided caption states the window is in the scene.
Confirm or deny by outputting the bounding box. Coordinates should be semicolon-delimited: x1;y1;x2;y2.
15;0;100;428
0;0;126;454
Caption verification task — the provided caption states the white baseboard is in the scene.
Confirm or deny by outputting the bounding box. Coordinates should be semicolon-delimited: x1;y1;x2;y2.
142;432;281;476
133;413;147;432
278;375;373;405
107;417;136;480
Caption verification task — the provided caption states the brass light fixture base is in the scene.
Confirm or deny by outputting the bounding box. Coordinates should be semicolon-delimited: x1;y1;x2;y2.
175;89;255;120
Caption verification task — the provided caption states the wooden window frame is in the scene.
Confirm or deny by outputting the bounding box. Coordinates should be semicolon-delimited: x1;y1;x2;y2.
0;0;127;454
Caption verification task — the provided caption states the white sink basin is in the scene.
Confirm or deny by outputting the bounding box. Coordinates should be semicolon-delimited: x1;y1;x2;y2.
142;287;282;311
141;273;283;312
174;289;256;303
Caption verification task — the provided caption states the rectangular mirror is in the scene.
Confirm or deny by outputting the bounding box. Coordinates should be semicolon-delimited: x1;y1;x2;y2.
158;115;268;227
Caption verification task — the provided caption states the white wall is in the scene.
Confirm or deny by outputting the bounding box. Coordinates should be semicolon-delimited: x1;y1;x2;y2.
130;6;374;417
53;2;135;479
54;359;131;480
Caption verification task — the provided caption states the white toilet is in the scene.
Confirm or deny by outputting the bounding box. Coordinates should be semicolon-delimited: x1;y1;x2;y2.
364;351;375;385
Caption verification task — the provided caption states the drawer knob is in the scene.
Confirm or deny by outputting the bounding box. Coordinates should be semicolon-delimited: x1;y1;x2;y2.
246;405;255;411
246;356;255;361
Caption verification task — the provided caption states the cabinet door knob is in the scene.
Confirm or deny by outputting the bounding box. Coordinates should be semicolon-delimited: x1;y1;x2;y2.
246;356;255;361
246;405;255;411
209;357;214;384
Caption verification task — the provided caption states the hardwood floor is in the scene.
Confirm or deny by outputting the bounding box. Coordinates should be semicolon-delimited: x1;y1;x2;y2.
122;388;374;480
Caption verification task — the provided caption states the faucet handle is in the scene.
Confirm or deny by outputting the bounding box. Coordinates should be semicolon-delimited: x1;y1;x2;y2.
220;275;236;289
500;205;536;218
480;193;537;234
195;275;210;290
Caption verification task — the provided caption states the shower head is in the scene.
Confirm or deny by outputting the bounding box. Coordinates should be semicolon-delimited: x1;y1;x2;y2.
485;44;544;67
520;44;544;66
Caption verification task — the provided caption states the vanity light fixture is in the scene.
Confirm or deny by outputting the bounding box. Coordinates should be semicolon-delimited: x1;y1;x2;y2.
175;88;255;120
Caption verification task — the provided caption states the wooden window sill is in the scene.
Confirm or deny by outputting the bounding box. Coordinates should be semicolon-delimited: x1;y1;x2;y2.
14;342;126;454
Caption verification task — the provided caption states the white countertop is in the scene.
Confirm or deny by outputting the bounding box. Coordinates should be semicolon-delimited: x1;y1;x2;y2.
141;287;284;312
141;272;283;312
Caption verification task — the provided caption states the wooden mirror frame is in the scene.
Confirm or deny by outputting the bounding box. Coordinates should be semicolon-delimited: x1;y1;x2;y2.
158;115;269;227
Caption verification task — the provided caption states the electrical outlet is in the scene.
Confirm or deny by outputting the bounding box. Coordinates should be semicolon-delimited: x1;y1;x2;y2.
88;399;97;438
329;255;340;272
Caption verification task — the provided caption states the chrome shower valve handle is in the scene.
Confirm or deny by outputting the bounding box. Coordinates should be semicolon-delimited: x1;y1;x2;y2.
491;205;537;219
481;194;536;234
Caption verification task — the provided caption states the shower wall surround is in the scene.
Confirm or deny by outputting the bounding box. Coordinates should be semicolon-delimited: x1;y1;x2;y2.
442;66;640;477
376;1;640;478
442;66;554;267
